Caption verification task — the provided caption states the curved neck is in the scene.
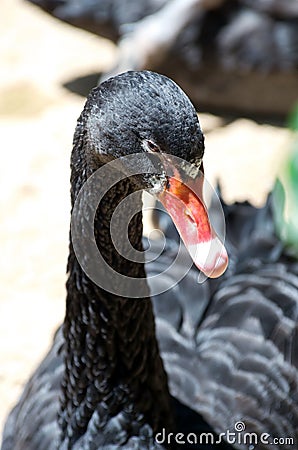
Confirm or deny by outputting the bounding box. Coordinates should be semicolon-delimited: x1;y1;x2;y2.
59;143;173;446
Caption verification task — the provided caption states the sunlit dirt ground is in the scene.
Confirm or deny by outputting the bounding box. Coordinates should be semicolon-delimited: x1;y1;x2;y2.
0;0;293;436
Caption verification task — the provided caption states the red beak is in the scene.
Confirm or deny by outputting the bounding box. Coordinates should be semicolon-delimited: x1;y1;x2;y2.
156;169;228;279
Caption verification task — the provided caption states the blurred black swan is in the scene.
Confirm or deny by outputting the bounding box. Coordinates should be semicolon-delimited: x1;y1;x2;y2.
27;0;298;115
1;71;298;450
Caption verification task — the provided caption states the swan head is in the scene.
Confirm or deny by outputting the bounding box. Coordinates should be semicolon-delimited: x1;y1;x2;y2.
81;70;228;278
86;70;204;167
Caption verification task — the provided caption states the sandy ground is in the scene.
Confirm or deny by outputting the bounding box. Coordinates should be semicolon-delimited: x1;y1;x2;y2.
0;0;294;438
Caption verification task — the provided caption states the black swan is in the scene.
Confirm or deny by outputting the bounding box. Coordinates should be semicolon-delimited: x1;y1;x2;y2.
26;0;298;115
1;71;298;450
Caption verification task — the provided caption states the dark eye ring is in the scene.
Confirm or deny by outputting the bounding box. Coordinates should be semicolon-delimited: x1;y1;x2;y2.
145;140;160;153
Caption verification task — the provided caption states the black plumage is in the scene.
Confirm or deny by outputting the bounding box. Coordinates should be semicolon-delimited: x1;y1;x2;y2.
1;71;298;450
150;198;298;447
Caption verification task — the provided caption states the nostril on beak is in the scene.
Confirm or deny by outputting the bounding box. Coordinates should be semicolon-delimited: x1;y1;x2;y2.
185;209;195;223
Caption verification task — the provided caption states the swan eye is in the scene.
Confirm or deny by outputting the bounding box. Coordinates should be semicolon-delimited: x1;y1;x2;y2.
143;140;160;153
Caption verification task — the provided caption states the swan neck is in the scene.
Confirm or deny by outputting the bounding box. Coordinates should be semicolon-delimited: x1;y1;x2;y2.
59;152;173;445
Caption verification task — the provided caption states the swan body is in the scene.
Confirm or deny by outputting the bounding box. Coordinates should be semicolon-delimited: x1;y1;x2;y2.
150;199;298;448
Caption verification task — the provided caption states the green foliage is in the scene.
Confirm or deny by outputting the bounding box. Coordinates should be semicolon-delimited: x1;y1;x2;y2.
288;103;298;131
273;103;298;257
